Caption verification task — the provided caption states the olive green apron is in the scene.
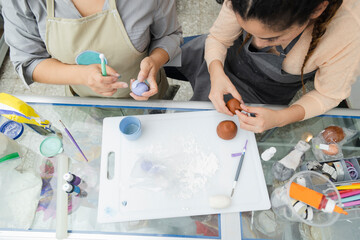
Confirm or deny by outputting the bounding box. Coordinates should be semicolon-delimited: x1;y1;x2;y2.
45;0;168;98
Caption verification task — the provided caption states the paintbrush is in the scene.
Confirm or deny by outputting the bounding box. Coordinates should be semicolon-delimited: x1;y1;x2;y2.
230;139;248;197
59;120;88;162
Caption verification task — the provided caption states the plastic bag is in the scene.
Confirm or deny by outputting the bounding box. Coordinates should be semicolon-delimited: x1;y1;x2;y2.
129;157;171;192
311;125;358;161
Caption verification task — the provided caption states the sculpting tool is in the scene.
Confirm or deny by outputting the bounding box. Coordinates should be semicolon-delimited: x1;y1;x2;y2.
59;120;88;162
230;139;248;197
99;53;107;76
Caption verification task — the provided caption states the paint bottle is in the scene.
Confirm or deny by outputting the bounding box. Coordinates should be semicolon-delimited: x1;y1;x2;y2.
62;183;87;198
63;172;86;188
289;182;348;215
0;120;24;141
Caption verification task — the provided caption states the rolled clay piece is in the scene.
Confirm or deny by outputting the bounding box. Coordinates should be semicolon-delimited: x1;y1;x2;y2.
216;120;238;140
208;195;231;209
322;144;339;155
226;98;242;115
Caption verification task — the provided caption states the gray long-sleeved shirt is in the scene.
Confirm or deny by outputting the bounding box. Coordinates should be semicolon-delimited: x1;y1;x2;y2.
2;0;183;85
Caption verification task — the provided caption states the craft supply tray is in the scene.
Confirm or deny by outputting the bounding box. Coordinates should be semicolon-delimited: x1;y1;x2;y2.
301;156;360;183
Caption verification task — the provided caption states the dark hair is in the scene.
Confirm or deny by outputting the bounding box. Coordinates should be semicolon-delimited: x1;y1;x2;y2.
231;0;343;94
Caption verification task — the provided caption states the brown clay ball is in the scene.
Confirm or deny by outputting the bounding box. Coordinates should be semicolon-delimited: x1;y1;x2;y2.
322;126;345;143
226;98;243;115
217;120;238;140
322;144;339;155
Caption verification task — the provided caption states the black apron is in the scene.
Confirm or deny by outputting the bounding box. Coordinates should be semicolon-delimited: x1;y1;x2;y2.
178;33;317;104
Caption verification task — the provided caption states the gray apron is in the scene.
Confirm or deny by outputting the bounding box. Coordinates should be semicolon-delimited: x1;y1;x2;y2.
179;33;317;104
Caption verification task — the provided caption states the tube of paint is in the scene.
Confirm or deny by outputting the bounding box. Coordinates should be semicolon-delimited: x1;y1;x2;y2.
290;182;348;215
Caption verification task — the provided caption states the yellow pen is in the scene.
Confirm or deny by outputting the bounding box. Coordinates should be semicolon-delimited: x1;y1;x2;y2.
336;183;360;190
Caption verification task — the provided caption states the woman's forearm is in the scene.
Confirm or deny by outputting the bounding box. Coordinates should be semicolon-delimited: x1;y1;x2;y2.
276;104;306;127
149;48;170;70
32;58;87;85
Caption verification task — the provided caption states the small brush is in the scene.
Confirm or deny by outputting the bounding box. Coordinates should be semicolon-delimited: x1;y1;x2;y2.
230;140;248;197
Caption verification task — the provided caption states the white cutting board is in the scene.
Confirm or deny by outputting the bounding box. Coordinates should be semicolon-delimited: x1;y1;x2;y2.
98;110;270;223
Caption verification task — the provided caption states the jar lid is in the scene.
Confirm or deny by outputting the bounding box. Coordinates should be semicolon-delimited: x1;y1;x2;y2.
0;120;24;140
40;136;63;157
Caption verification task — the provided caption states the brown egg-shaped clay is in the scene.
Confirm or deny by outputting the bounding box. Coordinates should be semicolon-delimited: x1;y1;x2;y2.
217;120;238;140
322;126;345;143
322;144;339;155
226;98;243;115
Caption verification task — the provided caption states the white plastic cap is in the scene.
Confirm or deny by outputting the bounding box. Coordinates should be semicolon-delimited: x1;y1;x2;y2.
99;53;105;60
63;173;72;181
261;147;277;161
62;183;73;193
323;199;336;213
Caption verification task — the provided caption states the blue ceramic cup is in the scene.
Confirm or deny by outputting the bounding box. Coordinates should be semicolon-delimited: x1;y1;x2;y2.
119;116;142;141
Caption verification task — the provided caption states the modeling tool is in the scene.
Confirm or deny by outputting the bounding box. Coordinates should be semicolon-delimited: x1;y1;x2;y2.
59;120;88;162
99;53;107;76
290;182;348;215
230;140;248;197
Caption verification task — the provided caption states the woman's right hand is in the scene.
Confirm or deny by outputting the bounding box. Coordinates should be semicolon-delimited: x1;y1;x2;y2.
208;60;243;115
82;64;128;97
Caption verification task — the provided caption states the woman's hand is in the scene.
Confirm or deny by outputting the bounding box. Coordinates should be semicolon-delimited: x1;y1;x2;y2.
208;60;243;115
130;48;169;101
235;104;306;133
130;56;160;100
83;64;126;97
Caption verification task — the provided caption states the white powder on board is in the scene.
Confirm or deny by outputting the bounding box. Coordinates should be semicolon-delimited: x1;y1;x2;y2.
138;133;219;199
174;151;219;199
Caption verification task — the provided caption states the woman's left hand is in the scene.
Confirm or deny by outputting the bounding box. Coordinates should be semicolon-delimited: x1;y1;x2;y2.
235;104;282;133
130;56;160;100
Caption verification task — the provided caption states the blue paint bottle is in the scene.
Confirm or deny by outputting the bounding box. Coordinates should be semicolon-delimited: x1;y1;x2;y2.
62;183;87;198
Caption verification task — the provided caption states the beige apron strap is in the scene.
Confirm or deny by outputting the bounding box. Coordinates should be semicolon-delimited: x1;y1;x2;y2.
108;0;117;10
46;0;54;18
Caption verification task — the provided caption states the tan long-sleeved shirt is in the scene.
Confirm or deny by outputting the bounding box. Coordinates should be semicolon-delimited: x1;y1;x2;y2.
205;0;360;119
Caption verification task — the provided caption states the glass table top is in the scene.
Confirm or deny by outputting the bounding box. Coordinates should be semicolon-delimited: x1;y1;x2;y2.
0;95;359;240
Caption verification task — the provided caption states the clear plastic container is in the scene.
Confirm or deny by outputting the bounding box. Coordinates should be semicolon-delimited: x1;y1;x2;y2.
271;171;342;227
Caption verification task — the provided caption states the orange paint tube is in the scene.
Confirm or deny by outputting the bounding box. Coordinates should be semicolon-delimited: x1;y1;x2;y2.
290;182;348;215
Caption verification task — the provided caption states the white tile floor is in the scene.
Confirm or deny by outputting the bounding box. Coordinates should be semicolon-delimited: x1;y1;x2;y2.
0;1;222;101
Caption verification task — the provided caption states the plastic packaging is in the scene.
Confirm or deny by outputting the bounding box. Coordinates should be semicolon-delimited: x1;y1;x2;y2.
0;132;22;163
312;125;358;161
129;158;170;192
